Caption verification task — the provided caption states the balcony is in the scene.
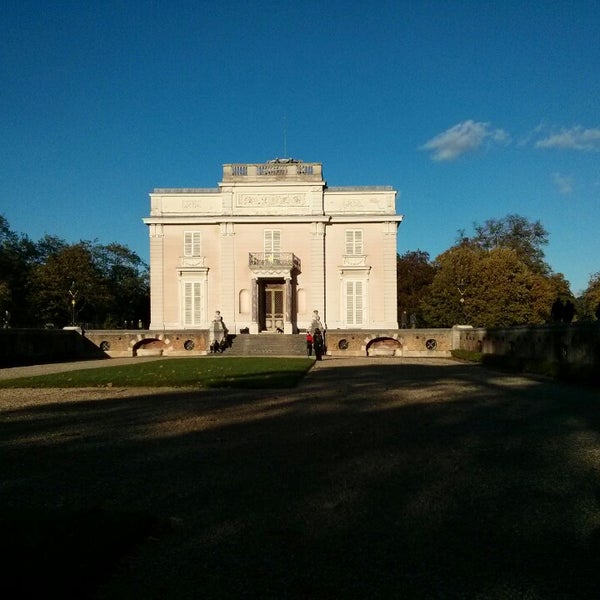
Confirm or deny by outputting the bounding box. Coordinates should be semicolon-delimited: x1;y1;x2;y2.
249;252;301;272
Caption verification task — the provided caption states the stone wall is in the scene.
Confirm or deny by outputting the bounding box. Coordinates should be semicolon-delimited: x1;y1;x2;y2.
455;323;600;368
324;329;453;357
0;328;106;367
84;330;211;357
2;324;597;370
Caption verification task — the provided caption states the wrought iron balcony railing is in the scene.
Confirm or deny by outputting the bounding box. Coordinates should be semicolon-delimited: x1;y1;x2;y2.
249;252;301;271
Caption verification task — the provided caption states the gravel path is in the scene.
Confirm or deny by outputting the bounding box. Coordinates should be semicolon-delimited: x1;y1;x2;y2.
2;357;599;599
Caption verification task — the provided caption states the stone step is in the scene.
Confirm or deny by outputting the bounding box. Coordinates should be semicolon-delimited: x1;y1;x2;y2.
221;334;309;356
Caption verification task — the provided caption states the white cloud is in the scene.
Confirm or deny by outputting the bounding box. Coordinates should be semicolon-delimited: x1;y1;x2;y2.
420;120;510;161
552;172;574;195
535;126;600;150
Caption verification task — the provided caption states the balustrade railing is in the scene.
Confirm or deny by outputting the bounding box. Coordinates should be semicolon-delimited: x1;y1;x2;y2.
223;162;321;181
249;252;301;271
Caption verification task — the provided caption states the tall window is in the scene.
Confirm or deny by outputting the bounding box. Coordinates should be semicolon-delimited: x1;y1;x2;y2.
264;229;281;254
345;229;363;255
184;231;202;257
346;280;364;325
183;281;202;326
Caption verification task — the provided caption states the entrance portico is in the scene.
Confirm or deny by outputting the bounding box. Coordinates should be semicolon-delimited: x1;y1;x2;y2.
249;252;300;333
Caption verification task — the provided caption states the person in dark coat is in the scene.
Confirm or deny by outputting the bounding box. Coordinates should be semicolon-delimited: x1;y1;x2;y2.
313;328;324;361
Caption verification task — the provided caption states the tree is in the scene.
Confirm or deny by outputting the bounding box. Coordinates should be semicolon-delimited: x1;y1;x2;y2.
460;214;550;274
580;272;600;321
420;244;554;327
0;215;37;325
397;250;437;327
92;242;149;327
29;243;112;327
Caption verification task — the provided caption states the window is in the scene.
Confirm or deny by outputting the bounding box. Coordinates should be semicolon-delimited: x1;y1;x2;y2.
346;280;364;325
264;229;281;254
345;230;363;255
184;231;202;257
183;281;202;326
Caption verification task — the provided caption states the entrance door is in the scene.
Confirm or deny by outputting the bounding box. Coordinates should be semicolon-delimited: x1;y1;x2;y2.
263;283;285;332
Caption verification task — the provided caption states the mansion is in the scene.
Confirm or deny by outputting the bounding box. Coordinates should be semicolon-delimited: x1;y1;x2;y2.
144;159;402;334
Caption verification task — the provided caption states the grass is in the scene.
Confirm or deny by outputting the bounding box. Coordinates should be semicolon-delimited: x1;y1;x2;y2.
0;357;314;389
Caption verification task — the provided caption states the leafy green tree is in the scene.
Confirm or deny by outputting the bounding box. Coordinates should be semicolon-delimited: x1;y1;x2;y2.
420;244;555;327
92;242;149;327
29;243;112;327
460;213;550;274
0;215;37;325
397;250;437;326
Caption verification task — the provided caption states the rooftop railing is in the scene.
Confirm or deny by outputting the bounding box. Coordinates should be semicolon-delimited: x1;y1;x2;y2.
223;162;322;182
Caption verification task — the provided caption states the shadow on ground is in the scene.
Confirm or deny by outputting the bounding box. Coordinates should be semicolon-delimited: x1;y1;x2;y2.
2;361;600;598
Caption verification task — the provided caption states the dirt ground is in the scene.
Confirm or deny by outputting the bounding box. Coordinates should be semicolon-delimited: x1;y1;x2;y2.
2;357;600;599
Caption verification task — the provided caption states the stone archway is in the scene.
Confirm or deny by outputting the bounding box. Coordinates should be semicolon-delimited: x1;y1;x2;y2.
366;337;402;357
133;338;165;357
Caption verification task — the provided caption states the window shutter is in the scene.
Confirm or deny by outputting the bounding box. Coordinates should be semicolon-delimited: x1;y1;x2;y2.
346;280;364;325
184;282;193;324
345;230;363;255
184;232;201;257
264;230;281;253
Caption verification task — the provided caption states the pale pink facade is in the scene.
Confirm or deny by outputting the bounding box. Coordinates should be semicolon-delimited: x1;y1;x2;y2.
144;160;402;333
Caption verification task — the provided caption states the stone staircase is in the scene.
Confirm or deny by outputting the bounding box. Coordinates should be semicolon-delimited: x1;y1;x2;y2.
223;333;308;357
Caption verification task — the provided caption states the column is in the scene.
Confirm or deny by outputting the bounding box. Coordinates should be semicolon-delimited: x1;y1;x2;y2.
219;222;236;330
148;223;164;330
250;278;259;333
284;276;292;333
310;221;326;325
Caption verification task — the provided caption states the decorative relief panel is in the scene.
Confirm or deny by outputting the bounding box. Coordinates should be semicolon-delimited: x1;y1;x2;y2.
325;195;395;214
236;193;308;208
180;256;206;268
343;255;367;267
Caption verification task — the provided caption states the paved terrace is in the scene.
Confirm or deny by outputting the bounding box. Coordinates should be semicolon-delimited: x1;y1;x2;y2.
2;357;600;598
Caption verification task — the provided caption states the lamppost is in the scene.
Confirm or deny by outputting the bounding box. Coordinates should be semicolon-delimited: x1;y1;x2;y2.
68;281;78;326
457;280;467;324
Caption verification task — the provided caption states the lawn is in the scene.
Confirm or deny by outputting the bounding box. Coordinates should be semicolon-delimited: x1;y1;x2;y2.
0;357;314;389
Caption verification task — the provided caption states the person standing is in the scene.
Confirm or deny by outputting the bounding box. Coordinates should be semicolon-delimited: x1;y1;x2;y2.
306;331;313;356
313;328;324;361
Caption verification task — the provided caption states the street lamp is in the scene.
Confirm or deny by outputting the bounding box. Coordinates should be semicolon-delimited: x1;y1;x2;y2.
68;281;78;326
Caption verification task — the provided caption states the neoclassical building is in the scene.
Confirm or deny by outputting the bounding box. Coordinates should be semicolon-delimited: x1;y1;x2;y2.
144;159;402;333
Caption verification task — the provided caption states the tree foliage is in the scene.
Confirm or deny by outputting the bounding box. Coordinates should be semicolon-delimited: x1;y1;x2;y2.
420;242;561;328
580;272;600;320
0;215;148;328
460;213;550;274
397;250;437;326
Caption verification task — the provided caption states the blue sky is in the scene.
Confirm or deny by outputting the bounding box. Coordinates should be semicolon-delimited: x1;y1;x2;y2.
2;0;599;294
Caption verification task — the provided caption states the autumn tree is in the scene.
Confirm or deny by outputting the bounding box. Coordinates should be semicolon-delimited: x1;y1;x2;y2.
580;272;600;321
460;213;550;274
397;250;437;326
420;244;557;327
